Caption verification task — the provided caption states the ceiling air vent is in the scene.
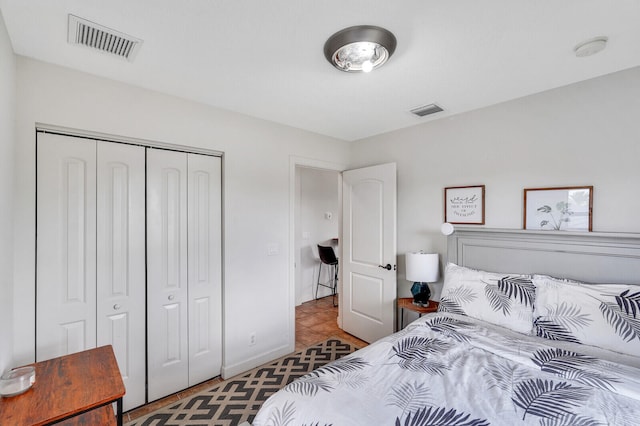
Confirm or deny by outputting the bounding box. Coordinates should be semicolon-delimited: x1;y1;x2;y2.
410;103;444;117
67;15;142;61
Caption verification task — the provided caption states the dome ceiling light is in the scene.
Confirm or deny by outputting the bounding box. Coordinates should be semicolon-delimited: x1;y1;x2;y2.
324;25;397;73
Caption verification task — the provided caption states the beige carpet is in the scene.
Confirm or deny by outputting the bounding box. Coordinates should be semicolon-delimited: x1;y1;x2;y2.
127;338;357;426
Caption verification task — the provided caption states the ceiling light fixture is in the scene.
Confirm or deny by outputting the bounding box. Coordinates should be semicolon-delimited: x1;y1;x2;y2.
324;25;397;73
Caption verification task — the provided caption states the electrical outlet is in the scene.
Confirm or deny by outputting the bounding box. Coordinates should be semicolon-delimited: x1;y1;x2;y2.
249;332;256;346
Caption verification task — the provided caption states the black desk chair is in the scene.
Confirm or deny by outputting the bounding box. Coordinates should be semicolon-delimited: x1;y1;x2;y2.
316;244;338;307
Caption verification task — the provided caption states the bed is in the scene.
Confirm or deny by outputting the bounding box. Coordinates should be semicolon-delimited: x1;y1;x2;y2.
253;229;640;425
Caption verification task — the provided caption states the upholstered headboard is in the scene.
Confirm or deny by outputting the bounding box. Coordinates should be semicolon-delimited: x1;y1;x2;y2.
447;228;640;284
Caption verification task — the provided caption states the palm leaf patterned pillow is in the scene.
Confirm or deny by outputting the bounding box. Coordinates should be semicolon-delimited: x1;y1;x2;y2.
439;263;535;334
533;275;640;356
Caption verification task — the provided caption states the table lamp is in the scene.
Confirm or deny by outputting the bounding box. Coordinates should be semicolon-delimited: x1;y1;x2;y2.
406;252;439;307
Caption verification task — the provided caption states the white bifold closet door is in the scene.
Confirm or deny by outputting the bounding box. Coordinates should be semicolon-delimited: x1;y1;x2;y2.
95;141;146;409
186;153;223;386
146;149;222;401
37;134;97;360
36;133;146;410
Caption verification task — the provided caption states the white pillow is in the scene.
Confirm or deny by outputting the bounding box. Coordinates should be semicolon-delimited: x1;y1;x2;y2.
533;275;640;356
438;263;535;334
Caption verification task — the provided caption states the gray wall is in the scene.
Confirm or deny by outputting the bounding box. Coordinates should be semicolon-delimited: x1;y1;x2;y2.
350;66;640;300
0;9;16;374
12;57;350;377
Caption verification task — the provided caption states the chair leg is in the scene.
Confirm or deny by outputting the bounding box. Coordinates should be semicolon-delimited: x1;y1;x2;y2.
315;262;322;300
332;263;338;307
317;261;339;305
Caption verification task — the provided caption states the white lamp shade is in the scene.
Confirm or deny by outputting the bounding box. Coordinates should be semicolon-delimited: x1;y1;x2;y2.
405;252;439;283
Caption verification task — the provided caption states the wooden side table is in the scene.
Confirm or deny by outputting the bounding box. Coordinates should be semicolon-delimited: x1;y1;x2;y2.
0;345;125;426
397;297;439;330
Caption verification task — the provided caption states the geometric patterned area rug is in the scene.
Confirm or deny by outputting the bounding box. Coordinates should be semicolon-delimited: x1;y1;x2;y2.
127;339;357;426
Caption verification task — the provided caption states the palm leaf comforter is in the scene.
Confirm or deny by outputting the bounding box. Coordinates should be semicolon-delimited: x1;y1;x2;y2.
253;313;640;425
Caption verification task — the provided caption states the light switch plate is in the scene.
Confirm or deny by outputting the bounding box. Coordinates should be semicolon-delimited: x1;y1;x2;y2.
267;243;279;256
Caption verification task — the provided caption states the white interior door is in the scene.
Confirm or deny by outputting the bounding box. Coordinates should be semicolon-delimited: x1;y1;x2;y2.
187;153;222;385
96;141;146;410
36;133;97;362
341;163;397;343
147;148;189;401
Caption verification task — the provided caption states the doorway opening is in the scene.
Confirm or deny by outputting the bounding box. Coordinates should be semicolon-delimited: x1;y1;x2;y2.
289;157;346;352
294;166;340;306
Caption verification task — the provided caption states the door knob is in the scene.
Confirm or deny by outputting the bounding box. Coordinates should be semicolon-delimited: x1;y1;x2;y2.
113;304;121;310
378;264;392;270
168;294;175;301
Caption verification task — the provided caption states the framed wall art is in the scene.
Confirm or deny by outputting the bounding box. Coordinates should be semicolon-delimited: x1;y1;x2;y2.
524;186;593;232
444;185;485;225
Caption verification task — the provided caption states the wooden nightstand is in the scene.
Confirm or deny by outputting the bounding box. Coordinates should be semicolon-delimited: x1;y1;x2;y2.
0;345;124;426
397;297;439;330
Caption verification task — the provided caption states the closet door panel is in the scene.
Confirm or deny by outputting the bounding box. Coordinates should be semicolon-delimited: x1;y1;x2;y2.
147;149;189;401
96;141;146;410
187;154;222;385
36;133;97;362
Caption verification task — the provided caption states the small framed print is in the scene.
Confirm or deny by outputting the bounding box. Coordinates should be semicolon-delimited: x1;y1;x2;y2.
444;185;485;225
524;186;593;232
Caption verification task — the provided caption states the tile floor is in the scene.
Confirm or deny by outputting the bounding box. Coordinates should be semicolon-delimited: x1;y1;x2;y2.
125;296;367;422
294;295;368;351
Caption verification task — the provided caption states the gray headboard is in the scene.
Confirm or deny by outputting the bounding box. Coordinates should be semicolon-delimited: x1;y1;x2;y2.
447;228;640;284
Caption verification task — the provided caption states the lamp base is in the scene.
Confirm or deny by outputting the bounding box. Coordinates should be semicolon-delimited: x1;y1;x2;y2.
410;282;431;306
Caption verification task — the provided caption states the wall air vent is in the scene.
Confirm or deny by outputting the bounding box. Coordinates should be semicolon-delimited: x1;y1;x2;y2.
410;103;444;117
67;15;142;62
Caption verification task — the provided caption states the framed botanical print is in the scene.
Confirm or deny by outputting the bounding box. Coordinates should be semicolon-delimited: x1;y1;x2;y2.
524;186;593;231
444;185;485;225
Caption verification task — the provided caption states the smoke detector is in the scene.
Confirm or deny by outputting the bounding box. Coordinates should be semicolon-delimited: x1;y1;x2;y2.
67;15;142;61
574;36;608;58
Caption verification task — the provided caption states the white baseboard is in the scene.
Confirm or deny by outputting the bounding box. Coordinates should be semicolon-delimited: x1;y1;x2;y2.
221;343;294;379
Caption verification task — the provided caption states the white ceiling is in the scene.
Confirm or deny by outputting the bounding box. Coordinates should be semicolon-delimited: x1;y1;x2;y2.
1;1;639;141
